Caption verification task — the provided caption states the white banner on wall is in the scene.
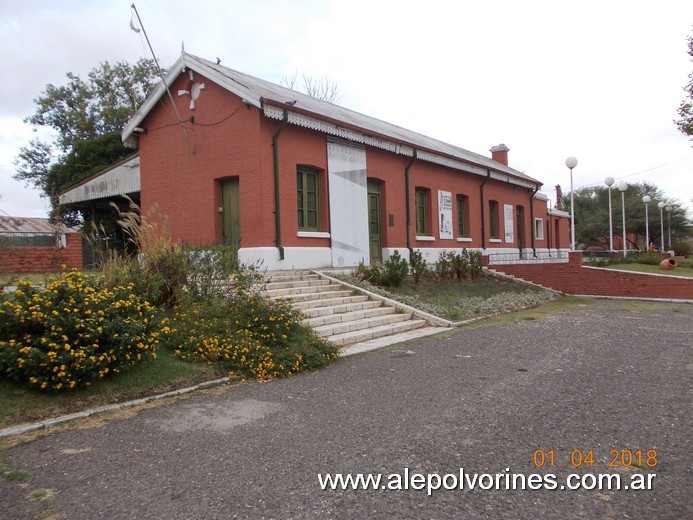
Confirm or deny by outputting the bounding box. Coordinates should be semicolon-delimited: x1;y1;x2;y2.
438;190;453;239
327;141;369;267
504;204;514;243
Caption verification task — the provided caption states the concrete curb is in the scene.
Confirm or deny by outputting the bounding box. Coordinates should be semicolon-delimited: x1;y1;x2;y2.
0;377;231;439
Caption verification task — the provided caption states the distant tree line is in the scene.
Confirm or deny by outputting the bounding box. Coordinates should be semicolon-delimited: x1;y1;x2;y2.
560;182;689;251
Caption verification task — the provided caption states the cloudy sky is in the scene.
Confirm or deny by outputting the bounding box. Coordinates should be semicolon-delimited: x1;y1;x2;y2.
1;0;692;219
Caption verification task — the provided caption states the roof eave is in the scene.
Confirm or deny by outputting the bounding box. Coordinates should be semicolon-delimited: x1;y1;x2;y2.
261;98;540;188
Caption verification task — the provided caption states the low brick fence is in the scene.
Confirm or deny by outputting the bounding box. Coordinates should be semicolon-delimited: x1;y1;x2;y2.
484;251;693;300
0;233;83;274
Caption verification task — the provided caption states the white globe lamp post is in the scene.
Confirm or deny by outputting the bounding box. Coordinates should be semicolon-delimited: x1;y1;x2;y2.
566;157;578;251
657;201;666;252
642;195;651;251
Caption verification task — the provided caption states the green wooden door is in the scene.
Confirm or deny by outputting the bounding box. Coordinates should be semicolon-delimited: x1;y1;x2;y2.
367;180;382;264
220;178;240;248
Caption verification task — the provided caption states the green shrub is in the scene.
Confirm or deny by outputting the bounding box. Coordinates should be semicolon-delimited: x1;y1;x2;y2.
181;244;239;303
635;251;665;265
356;262;383;284
451;250;469;280
436;250;482;281
381;251;409;287
355;251;409;287
409;249;428;284
436;251;456;279
468;250;483;280
0;271;159;391
671;241;690;258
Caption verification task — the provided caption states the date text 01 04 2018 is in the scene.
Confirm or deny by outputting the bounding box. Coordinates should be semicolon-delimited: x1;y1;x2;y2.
533;449;658;469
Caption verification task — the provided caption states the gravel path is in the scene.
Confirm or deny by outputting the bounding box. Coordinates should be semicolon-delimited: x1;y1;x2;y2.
1;299;690;519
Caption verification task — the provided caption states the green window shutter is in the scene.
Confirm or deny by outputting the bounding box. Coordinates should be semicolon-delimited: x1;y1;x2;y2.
457;195;468;237
297;168;320;231
415;189;428;235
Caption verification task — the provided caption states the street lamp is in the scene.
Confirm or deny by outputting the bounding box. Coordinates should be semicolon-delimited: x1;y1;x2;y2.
642;195;651;251
665;206;672;249
618;181;628;258
566;157;578;250
605;176;615;251
657;202;665;252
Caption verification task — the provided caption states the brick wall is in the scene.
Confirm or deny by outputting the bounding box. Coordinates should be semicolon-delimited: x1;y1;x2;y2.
0;233;83;275
485;251;693;300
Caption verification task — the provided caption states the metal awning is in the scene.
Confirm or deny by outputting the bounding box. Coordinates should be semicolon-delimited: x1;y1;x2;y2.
59;154;140;205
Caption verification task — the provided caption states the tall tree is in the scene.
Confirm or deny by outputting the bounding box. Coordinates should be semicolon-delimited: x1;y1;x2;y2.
13;59;162;220
561;182;689;250
675;29;693;139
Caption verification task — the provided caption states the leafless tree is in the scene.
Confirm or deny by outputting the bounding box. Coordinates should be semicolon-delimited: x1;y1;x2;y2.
281;71;342;104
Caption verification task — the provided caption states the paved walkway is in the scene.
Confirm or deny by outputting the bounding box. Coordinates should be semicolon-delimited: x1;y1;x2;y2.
1;299;691;519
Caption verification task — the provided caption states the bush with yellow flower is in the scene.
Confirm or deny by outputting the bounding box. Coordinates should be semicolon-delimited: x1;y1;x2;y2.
0;271;159;391
160;267;338;380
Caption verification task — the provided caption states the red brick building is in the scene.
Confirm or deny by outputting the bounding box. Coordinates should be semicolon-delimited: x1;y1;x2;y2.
89;52;569;270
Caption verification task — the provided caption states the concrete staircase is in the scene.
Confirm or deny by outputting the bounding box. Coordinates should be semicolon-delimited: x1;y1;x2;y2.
262;271;428;346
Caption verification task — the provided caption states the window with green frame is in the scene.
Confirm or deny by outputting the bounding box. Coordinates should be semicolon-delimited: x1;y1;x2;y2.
489;200;500;239
415;188;429;235
457;194;469;237
297;167;320;230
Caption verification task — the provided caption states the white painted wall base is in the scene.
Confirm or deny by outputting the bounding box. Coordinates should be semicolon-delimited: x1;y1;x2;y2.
383;247;484;265
238;247;332;271
239;246;573;271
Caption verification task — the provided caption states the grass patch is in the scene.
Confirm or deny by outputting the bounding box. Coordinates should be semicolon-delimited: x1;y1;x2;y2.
0;459;32;482
600;263;693;277
338;273;560;321
27;488;56;502
0;347;226;429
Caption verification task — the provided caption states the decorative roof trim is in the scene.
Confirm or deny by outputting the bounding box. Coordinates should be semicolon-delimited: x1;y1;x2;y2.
264;106;539;189
264;105;414;156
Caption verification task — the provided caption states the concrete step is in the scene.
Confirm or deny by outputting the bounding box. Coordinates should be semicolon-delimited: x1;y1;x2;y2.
304;305;395;328
258;271;435;352
301;299;383;318
264;279;333;291
314;312;411;338
327;319;428;346
292;295;371;310
272;289;354;303
263;272;319;283
264;283;344;298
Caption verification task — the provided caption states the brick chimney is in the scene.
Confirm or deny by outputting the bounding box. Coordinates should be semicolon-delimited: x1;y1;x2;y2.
490;144;510;166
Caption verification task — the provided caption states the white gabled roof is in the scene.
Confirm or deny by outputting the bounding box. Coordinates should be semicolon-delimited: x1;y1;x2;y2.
122;52;541;189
